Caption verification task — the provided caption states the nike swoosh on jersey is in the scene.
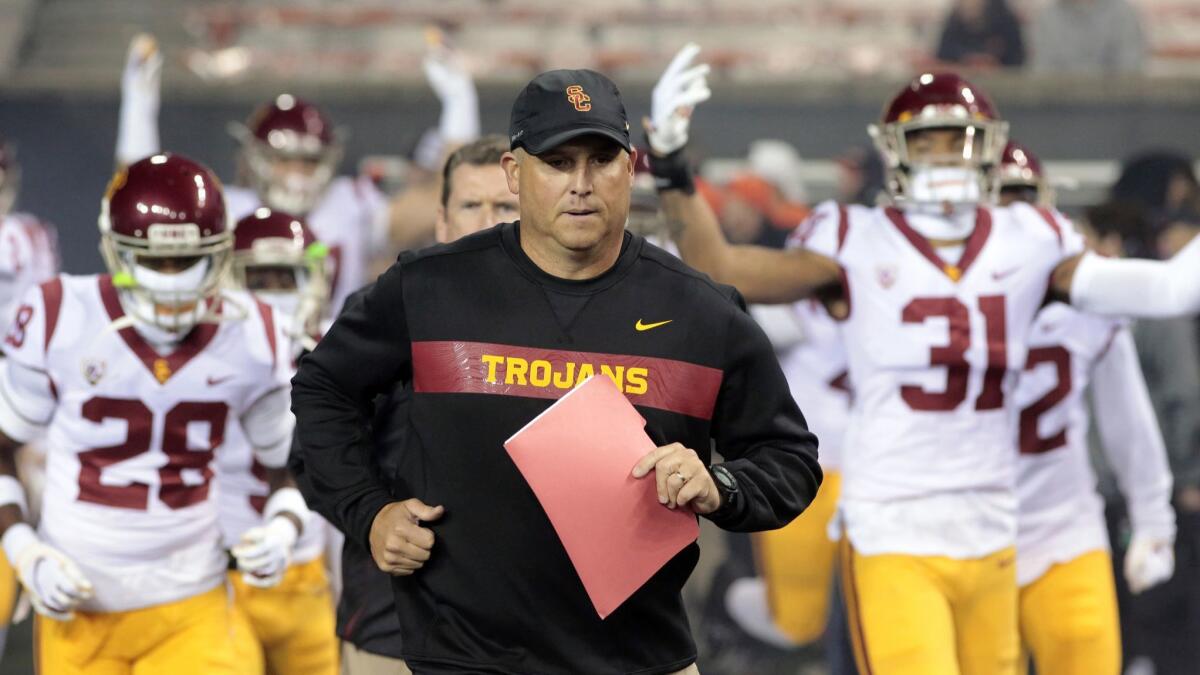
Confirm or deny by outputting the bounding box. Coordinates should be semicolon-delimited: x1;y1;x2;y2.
635;319;673;332
991;266;1021;281
207;375;234;386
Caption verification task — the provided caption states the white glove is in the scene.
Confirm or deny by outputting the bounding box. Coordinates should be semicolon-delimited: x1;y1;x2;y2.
646;43;712;156
1125;533;1175;594
422;41;479;144
116;33;163;165
233;516;299;588
3;523;93;621
725;577;797;649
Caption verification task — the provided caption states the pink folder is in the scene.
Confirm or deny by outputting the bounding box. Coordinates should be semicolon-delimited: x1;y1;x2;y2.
504;375;700;618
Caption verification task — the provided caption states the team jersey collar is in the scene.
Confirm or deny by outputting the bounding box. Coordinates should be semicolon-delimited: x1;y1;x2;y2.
98;275;220;385
883;206;993;283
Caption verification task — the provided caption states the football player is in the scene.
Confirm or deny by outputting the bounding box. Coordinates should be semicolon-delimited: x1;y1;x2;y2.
0;132;59;664
1003;143;1174;675
0;154;308;674
116;35;480;319
219;208;337;675
650;45;1200;675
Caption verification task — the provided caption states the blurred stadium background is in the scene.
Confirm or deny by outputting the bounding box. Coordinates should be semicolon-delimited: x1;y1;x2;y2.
3;1;1200;673
0;0;1198;272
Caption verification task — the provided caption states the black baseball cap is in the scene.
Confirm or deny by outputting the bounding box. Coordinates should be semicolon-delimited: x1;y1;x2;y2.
509;69;632;155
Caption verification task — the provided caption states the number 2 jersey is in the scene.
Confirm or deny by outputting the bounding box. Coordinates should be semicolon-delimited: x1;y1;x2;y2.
1015;302;1174;586
801;199;1084;559
0;274;293;612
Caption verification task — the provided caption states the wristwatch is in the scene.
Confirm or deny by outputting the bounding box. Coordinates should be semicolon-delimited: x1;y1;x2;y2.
708;464;740;517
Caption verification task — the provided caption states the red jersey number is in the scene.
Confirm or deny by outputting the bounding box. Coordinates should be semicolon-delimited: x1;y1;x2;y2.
4;304;33;349
1018;346;1072;455
77;396;228;510
900;295;1008;411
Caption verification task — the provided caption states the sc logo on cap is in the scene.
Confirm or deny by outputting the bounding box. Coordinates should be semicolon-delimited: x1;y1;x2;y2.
566;85;592;112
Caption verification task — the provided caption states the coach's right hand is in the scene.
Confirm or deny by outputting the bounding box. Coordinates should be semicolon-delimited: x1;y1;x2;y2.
369;498;445;576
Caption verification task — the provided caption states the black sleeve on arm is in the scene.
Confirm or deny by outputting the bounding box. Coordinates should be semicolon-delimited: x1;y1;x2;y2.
291;264;412;548
705;290;823;532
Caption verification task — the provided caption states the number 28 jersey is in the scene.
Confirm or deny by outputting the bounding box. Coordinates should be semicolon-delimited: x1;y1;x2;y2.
801;200;1084;558
0;274;292;612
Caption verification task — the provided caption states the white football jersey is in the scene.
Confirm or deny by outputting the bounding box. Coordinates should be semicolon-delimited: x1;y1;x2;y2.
0;213;58;316
0;275;292;612
226;175;388;318
776;301;850;470
802;199;1084;558
1016;303;1173;586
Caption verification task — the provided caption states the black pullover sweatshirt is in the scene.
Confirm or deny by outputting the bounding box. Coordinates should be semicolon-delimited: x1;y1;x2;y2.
291;222;821;674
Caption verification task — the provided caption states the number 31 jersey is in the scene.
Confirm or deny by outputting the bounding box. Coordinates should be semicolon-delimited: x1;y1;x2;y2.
0;274;292;612
801;200;1084;559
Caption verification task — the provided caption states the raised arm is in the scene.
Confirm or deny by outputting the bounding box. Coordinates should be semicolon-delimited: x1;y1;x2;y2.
115;34;162;168
658;189;842;304
647;45;841;304
1056;232;1200;318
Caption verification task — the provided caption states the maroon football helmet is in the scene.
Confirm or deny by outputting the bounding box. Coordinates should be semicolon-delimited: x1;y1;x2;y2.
0;138;20;218
231;94;342;215
868;73;1009;207
998;140;1054;207
232;208;329;345
99;153;233;334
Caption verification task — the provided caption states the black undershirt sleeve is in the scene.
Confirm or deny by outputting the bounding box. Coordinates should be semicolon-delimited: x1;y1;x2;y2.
706;289;823;532
291;263;413;548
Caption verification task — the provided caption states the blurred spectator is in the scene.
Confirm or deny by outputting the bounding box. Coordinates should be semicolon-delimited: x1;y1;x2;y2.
718;173;809;248
1030;0;1146;74
935;0;1026;68
747;140;808;205
834;145;886;207
1113;151;1200;232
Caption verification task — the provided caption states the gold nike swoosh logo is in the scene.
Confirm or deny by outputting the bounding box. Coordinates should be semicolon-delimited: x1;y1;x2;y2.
635;319;673;332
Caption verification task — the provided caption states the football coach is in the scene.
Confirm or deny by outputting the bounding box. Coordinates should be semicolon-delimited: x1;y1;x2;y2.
290;68;822;675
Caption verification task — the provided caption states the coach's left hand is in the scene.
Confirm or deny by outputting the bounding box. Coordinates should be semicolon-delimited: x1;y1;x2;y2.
632;443;720;514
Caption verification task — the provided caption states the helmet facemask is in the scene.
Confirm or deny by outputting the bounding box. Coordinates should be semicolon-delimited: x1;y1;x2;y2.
239;131;341;216
231;237;328;349
99;220;233;339
870;114;1008;216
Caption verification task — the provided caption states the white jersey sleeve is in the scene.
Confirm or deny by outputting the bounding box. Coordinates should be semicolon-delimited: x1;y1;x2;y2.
1033;205;1086;259
1092;328;1175;541
0;280;61;442
240;386;294;469
1071;232;1200;318
795;200;850;263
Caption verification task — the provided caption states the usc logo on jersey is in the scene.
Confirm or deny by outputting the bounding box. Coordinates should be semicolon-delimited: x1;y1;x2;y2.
565;85;592;112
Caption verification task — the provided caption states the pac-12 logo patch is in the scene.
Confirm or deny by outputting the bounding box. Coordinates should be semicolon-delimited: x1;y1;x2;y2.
82;358;106;385
566;85;592;112
876;264;898;289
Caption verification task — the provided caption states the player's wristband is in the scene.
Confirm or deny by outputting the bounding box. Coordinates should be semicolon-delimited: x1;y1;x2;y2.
0;475;28;518
647;147;696;195
265;487;312;534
